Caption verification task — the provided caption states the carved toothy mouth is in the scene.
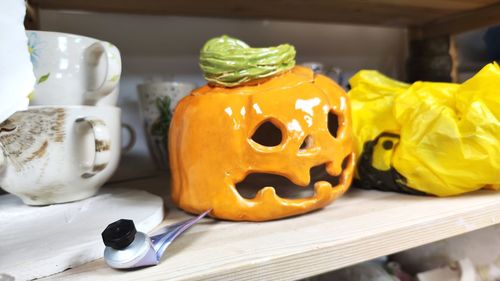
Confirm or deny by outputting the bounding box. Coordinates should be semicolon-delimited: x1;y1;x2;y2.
235;157;350;200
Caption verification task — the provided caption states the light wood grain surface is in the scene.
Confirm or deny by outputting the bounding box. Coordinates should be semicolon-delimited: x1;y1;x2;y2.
41;176;500;281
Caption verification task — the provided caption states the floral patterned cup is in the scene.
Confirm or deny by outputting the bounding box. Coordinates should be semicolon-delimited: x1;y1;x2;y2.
137;81;196;170
27;31;121;106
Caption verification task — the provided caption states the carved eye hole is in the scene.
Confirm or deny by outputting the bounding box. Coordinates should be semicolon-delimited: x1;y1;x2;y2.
251;120;283;147
328;111;339;138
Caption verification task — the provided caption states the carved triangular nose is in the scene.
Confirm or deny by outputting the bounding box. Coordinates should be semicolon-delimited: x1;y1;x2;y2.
299;135;314;151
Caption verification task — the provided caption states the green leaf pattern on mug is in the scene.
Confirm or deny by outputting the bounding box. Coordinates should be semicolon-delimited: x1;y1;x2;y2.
151;97;172;149
29;73;50;100
109;74;120;82
107;42;118;60
37;73;50;84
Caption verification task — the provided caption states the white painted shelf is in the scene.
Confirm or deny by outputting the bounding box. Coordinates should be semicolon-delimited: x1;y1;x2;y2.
0;188;164;280
42;176;500;281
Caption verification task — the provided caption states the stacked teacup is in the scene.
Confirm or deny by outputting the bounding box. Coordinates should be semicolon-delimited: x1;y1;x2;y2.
0;31;123;205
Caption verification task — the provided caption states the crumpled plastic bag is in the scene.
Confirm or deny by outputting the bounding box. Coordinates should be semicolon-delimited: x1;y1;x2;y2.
350;63;500;196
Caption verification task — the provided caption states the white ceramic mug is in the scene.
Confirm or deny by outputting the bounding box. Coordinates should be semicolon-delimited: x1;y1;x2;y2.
0;106;122;205
137;81;196;170
27;31;122;106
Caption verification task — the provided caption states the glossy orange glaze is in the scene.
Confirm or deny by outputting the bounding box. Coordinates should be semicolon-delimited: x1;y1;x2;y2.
169;66;355;221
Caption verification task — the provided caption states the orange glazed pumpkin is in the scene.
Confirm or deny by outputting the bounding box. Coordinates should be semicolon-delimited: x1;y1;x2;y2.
169;66;355;221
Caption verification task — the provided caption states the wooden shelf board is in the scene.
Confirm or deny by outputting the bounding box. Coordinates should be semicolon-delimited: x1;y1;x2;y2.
41;176;500;281
412;3;500;39
32;0;500;37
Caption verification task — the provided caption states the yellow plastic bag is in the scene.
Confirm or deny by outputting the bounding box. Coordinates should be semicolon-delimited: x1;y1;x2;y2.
350;63;500;196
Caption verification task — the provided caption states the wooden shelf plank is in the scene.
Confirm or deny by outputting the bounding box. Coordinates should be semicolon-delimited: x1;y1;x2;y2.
412;3;500;39
41;176;500;281
32;0;500;31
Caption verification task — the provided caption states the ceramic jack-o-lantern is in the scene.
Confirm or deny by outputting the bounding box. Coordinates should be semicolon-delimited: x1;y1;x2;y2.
169;36;355;221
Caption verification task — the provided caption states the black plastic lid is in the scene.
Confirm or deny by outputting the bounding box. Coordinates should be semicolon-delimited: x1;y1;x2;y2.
101;219;137;250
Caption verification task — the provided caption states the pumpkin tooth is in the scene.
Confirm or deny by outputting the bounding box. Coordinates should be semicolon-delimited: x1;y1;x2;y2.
314;181;332;196
254;186;277;201
326;161;342;176
295;179;310;187
291;170;310;187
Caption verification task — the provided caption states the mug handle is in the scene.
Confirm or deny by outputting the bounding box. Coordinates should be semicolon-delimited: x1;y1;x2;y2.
75;117;112;179
84;42;122;103
121;123;136;153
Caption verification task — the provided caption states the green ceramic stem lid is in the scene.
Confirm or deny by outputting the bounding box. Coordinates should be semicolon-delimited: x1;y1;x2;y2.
199;35;296;87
